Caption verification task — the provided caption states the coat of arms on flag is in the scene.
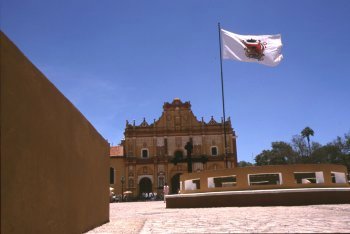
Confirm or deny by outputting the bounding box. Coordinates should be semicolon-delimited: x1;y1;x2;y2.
220;29;283;66
241;38;267;61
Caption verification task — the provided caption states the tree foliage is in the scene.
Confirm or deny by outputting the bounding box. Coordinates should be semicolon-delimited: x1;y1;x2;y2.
291;135;308;158
237;161;253;167
254;130;350;170
301;126;314;156
255;141;297;166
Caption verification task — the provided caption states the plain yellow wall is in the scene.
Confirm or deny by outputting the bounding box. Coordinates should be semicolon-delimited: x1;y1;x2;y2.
1;32;110;234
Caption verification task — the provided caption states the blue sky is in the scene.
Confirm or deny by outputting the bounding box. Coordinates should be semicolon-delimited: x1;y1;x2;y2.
2;1;350;162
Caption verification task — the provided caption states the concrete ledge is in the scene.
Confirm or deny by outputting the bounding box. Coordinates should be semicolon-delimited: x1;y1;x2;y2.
166;188;350;208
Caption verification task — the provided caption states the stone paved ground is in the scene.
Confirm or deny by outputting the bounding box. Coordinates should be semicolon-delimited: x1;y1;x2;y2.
87;201;350;233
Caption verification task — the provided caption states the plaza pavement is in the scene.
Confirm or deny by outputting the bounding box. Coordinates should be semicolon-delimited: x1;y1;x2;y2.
87;201;350;233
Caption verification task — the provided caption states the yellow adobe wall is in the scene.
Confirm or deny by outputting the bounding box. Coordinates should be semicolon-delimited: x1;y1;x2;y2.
179;164;349;193
1;32;110;233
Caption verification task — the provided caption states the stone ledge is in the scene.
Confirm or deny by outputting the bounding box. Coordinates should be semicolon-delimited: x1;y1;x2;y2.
166;188;350;208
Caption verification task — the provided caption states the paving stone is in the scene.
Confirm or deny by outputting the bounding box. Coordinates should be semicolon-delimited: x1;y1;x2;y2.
86;201;350;233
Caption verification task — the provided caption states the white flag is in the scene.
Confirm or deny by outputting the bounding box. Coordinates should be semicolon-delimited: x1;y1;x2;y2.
221;29;283;66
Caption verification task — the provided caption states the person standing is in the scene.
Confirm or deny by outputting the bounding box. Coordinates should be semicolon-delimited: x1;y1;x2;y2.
163;183;169;203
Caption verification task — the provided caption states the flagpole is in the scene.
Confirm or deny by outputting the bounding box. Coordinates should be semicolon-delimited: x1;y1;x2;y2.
218;23;228;169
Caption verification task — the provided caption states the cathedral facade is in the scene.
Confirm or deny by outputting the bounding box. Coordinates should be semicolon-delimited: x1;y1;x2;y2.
110;98;238;197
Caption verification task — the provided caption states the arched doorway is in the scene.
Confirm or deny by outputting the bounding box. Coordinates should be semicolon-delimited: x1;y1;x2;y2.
171;173;182;194
139;177;152;196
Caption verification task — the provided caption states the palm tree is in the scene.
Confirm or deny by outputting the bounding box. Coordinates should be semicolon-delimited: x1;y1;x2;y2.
301;127;314;156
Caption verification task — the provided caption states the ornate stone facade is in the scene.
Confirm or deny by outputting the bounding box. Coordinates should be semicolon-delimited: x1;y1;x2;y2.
110;98;238;197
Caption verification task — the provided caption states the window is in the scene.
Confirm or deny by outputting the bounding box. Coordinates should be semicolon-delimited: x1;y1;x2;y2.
211;146;218;156
331;172;347;183
184;179;200;190
249;173;282;186
294;172;324;184
110;167;115;184
208;175;236;188
141;148;149;158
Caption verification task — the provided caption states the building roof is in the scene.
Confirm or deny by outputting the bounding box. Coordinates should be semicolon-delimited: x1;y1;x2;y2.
110;145;123;157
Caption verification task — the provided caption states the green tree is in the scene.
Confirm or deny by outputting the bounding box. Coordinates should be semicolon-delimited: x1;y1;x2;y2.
311;142;322;152
332;132;350;155
330;131;350;170
255;150;273;166
291;135;308;158
271;141;298;164
310;145;342;164
345;132;350;154
301;127;314;156
238;161;254;167
255;141;297;165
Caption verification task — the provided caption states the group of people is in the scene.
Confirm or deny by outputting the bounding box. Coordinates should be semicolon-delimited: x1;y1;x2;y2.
109;182;171;203
140;192;158;200
139;182;170;202
110;193;130;202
